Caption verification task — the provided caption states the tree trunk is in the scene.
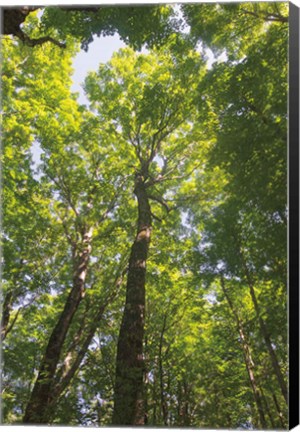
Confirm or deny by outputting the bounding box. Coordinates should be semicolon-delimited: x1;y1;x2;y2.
1;291;13;341
158;314;168;426
50;268;125;412
23;228;92;424
220;276;267;429
241;258;288;403
112;176;151;425
272;392;286;428
3;7;38;35
260;388;276;429
152;364;158;424
177;380;190;426
182;381;190;426
177;381;183;426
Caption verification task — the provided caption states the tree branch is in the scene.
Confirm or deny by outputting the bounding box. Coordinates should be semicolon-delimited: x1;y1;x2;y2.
150;211;163;222
241;8;288;23
148;194;173;213
17;29;66;48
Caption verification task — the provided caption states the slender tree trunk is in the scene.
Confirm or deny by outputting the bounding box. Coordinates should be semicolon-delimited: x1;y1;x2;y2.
144;335;149;425
241;257;287;403
260;388;276;429
1;291;13;341
50;304;106;406
152;363;158;424
112;176;151;425
182;381;190;426
23;228;92;424
178;381;190;426
158;314;168;425
272;393;286;428
220;276;267;429
177;381;183;426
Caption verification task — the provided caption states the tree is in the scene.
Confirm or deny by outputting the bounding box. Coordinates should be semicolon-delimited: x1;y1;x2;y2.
3;5;175;51
1;26;78;344
182;2;288;58
2;4;288;428
2;32;129;423
84;41;207;424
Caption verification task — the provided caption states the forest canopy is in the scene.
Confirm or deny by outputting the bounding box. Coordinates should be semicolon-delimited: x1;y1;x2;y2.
1;2;288;428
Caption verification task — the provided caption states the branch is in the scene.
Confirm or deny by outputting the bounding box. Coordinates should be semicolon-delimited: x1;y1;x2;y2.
17;30;66;48
96;176;130;226
47;172;79;218
241;8;288;23
148;194;173;213
150;108;183;160
128;131;143;165
2;295;39;341
4;7;66;48
150;211;163;223
56;214;77;249
147;161;201;189
59;7;100;13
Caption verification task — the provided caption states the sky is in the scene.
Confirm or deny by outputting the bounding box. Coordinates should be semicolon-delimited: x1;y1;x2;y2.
69;17;220;105
71;34;126;104
31;34;127;170
71;40;219;104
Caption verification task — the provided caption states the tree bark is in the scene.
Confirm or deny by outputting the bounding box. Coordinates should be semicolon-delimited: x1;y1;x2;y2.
3;7;38;36
112;175;151;425
23;228;92;424
220;276;267;429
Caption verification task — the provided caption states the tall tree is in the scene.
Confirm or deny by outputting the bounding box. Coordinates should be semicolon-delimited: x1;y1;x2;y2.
22;103;136;423
84;42;206;424
2;3;288;427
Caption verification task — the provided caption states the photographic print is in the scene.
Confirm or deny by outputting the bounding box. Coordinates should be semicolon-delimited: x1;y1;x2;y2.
1;1;297;429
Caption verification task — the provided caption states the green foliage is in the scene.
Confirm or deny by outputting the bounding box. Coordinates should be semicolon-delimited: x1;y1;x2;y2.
2;4;288;428
40;5;175;51
183;2;288;57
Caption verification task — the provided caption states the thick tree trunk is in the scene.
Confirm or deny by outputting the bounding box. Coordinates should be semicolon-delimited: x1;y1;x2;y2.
112;176;151;425
3;7;38;36
220;277;267;429
49;268;125;411
23;228;92;424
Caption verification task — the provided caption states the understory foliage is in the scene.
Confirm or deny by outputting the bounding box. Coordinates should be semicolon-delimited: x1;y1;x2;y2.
1;2;288;428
